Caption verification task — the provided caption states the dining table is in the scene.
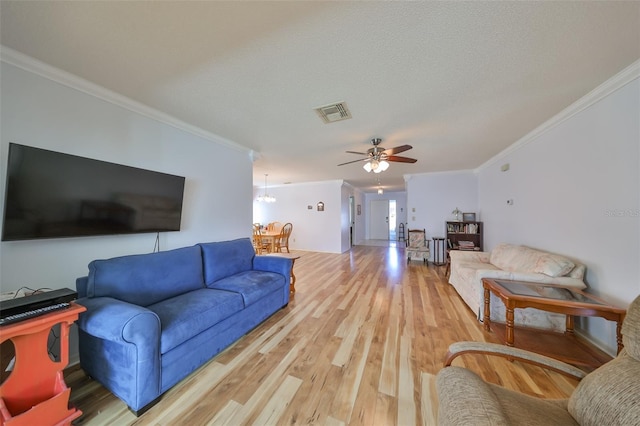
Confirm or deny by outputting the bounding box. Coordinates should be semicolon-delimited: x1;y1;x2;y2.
260;229;281;253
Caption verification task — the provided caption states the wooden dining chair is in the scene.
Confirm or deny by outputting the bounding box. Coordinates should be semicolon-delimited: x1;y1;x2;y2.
267;221;283;233
274;223;293;253
252;224;270;254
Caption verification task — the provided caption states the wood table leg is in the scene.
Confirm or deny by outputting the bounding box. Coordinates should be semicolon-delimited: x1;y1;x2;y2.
565;315;575;335
505;303;515;346
289;258;297;294
483;286;491;332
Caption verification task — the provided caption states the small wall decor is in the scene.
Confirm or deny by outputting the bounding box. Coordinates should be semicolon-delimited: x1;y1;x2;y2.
307;205;313;210
357;204;361;215
463;212;476;222
317;201;325;212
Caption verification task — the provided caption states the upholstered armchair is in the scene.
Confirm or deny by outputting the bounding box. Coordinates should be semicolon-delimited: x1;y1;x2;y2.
436;294;640;425
407;229;430;264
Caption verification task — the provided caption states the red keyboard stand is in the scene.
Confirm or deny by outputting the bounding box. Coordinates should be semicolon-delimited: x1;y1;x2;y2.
0;302;86;426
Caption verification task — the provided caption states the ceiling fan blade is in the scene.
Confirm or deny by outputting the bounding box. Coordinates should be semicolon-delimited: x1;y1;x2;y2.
387;155;417;163
383;144;413;155
345;150;368;155
337;158;369;166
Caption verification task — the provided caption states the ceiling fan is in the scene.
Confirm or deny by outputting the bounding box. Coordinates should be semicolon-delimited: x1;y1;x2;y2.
337;138;417;173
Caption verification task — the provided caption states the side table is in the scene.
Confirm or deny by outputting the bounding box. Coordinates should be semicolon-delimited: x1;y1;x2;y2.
264;253;301;294
432;237;446;266
0;302;86;425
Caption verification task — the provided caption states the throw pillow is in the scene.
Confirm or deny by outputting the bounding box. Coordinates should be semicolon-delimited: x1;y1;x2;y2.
534;253;575;277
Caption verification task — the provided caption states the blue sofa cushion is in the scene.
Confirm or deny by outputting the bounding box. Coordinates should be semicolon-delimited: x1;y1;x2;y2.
147;288;244;354
199;238;255;285
207;270;285;307
88;245;204;306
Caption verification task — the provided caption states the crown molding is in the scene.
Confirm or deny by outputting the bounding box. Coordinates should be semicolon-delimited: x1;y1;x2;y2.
477;59;640;173
0;45;249;154
404;169;477;182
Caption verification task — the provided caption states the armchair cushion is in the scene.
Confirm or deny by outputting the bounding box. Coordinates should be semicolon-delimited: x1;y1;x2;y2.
568;295;640;425
436;367;577;426
622;294;640;359
568;351;640;426
436;367;509;426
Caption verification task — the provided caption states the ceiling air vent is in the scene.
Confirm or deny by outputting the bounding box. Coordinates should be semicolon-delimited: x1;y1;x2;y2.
314;101;352;124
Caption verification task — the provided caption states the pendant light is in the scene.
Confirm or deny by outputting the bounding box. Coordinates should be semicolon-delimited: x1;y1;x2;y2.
257;174;276;203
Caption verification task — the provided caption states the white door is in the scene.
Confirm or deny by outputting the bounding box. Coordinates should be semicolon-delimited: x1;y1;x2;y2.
370;200;389;240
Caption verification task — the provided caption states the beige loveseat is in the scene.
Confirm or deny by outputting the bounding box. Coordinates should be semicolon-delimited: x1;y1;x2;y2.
448;243;587;331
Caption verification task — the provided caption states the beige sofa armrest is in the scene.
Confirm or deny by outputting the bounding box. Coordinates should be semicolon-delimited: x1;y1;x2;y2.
444;341;586;380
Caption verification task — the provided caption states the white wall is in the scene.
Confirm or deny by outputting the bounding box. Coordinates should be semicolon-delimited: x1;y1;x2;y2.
253;180;344;253
477;69;640;353
1;57;254;361
406;171;478;260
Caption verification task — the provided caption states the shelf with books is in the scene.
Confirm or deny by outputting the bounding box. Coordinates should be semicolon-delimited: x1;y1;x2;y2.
446;221;483;251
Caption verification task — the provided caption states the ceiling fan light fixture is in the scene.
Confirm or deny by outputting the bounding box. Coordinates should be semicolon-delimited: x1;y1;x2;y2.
340;138;414;173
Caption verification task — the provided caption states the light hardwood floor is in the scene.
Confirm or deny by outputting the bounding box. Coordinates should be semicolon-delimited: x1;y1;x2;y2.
66;245;578;425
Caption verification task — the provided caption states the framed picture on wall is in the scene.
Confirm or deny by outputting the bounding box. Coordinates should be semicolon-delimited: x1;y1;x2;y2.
462;212;476;222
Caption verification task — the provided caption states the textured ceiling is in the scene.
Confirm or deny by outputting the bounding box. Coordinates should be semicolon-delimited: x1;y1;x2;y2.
1;1;639;192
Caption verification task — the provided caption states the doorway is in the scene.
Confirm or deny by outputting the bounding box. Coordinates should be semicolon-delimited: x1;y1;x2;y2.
389;200;397;241
349;196;355;247
370;200;389;240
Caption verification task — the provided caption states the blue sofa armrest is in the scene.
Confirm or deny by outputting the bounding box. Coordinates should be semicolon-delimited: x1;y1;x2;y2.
253;256;292;280
253;256;293;304
77;296;161;346
76;296;161;412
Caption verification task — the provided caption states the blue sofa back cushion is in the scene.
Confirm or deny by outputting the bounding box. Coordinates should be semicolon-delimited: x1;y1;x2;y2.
87;245;205;306
199;238;255;285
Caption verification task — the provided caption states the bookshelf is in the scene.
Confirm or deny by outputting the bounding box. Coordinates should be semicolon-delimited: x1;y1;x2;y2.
446;221;483;251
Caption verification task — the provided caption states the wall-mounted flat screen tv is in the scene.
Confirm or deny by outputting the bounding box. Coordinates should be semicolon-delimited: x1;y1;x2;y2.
2;143;186;241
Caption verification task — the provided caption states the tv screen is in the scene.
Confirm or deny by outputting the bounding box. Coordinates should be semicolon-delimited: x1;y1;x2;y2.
2;143;186;241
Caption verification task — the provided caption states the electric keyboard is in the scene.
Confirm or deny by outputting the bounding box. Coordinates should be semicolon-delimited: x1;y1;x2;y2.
0;288;78;326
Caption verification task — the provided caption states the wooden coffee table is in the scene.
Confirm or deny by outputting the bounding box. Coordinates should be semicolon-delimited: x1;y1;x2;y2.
482;278;626;369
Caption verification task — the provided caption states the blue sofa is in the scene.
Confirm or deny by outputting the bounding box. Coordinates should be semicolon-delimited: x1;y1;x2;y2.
75;238;292;415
